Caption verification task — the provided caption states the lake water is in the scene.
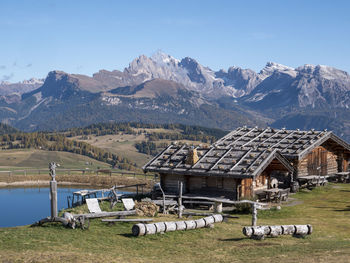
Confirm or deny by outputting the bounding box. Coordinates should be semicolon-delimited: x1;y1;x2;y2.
0;186;96;228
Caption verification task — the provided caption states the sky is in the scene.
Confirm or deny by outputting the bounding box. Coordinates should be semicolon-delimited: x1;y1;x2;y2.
1;0;350;82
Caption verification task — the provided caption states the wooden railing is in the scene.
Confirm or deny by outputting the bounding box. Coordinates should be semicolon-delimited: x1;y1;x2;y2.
0;168;158;181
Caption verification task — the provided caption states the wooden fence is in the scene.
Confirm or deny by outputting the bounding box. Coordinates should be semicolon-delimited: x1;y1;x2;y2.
0;168;158;181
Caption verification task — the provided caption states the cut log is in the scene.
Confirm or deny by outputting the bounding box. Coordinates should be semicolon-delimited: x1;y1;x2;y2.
132;215;224;236
164;221;177;232
154;222;166;233
175;221;187;231
185;220;196;230
194;218;206;228
132;223;146;236
242;224;312;239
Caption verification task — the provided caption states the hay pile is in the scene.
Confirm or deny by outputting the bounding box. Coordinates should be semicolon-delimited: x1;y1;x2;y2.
135;201;159;217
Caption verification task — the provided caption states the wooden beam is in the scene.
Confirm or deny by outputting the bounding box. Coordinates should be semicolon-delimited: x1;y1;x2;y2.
226;128;257;147
297;132;333;160
192;146;215;168
102;219;153;223
229;149;253;171
242;128;269;147
143;144;173;169
73;210;136;219
209;148;233;170
259;129;284;145
245;150;268;172
163;144;186;166
281;130;313;153
268;130;299;149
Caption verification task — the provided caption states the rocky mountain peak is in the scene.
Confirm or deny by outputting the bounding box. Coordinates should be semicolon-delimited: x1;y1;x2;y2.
150;50;179;66
259;62;297;79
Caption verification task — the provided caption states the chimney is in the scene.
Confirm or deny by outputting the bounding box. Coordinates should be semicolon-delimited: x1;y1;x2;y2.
186;147;199;166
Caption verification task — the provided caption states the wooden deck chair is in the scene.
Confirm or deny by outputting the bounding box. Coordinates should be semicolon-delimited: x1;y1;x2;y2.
122;198;135;211
86;198;102;213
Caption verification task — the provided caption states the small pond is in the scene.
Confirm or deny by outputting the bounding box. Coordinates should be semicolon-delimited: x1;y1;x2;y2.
0;186;107;228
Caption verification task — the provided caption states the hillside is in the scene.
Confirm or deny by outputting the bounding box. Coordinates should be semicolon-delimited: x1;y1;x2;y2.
0;149;109;169
0;122;228;169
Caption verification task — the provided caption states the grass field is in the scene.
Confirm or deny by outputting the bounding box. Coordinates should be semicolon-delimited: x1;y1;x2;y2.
0;149;110;170
1;184;350;262
70;133;152;167
71;132;208;167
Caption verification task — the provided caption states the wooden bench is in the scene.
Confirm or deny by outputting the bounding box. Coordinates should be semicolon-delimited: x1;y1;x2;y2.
102;218;153;225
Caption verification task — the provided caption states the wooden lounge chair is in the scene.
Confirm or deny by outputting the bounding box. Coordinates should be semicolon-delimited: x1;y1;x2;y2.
86;198;102;213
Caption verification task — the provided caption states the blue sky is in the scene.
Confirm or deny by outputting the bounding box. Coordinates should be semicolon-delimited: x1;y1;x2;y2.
1;0;350;82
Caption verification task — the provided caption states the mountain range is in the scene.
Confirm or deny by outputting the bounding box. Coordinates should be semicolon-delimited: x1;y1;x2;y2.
1;51;350;141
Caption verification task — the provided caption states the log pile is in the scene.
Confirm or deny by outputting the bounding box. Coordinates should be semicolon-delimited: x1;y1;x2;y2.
135;201;159;217
132;214;223;236
243;224;313;240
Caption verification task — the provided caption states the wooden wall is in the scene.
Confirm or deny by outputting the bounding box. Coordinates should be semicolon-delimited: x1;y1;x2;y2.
160;173;238;199
160;173;186;193
297;146;338;177
344;158;349;172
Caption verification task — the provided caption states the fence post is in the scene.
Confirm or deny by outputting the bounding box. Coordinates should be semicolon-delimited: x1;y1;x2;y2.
178;182;183;218
49;162;58;218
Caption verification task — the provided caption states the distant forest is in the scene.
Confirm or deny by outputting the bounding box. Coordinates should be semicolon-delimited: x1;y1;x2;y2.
66;122;227;142
0;122;228;168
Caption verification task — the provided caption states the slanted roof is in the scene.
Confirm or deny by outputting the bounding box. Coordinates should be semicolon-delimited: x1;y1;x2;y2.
143;127;350;178
143;143;294;179
213;127;350;160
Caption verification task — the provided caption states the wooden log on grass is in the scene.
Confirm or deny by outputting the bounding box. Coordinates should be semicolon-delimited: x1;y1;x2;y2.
132;214;224;236
242;224;312;239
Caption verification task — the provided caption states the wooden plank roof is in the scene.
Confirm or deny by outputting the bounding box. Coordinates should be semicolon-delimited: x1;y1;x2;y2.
143;127;350;178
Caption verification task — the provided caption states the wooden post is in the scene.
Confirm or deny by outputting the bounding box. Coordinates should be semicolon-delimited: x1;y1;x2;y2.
178;182;183;218
158;183;167;214
49;162;58;218
252;203;257;226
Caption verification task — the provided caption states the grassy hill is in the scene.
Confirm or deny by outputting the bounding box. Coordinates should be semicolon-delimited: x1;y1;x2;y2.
0;149;109;170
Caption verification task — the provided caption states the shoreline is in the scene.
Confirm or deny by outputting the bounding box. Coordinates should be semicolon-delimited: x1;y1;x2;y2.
0;180;91;188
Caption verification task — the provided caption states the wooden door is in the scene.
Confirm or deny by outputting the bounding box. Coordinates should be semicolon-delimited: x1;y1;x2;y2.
321;150;328;176
241;178;252;198
307;147;328;176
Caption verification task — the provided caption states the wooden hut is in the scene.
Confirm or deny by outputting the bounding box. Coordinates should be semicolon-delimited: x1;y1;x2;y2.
143;127;350;200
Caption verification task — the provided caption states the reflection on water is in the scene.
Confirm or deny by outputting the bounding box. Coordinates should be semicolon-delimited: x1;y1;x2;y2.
0;186;94;228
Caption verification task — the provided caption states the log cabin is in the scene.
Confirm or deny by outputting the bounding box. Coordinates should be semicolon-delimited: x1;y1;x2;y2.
143;127;350;200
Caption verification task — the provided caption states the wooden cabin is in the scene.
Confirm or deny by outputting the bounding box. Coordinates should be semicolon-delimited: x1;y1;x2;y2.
143;127;350;200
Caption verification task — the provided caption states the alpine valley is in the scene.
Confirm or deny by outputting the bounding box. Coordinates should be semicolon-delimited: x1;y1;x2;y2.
1;51;350;140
